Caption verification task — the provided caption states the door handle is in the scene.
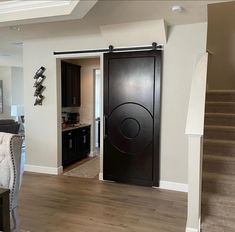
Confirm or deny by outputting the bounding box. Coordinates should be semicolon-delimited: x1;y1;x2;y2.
104;115;108;139
73;97;76;105
83;135;86;143
69;139;73;149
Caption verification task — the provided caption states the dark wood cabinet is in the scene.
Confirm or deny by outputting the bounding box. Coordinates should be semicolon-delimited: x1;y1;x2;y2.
62;130;77;166
62;125;91;167
61;61;81;107
77;126;91;157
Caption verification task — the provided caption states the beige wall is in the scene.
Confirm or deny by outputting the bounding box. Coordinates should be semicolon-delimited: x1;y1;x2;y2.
207;1;235;90
0;66;12;119
11;67;24;105
23;22;207;184
24;35;105;172
161;23;207;184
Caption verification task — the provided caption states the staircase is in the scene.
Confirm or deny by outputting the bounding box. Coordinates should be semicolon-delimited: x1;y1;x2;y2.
202;90;235;231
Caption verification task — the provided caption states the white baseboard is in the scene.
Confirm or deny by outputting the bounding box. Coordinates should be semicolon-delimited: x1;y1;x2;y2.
159;181;188;192
99;172;103;180
57;166;63;175
185;228;199;232
24;164;63;175
89;151;96;157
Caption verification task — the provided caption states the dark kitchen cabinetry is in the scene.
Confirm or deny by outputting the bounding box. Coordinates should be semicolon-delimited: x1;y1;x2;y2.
62;125;91;167
61;61;81;107
77;126;91;156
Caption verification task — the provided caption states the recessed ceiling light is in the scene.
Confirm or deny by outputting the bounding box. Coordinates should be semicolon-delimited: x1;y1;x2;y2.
9;25;21;31
172;5;184;13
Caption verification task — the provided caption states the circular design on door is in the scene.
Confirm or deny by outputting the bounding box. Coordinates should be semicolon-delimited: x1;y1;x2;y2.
108;103;153;155
120;118;140;139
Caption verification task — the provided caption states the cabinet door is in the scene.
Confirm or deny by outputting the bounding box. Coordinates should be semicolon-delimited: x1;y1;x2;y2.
66;64;74;107
72;65;81;107
62;132;70;166
61;61;67;107
77;127;91;157
61;62;80;107
62;131;77;166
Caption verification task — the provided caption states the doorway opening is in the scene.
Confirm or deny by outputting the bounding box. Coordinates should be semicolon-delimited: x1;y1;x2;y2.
57;56;103;180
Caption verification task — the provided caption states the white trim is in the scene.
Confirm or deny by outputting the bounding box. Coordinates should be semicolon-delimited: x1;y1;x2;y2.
88;151;96;158
0;1;72;14
57;166;63;175
24;164;63;175
185;228;199;232
99;172;103;181
158;181;188;192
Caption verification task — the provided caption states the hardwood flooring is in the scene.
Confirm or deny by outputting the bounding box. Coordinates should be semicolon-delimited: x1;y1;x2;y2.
19;173;187;232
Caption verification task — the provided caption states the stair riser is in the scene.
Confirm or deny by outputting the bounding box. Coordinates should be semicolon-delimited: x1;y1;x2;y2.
206;92;235;102
204;128;235;140
204;142;235;157
203;160;235;175
205;115;235;127
206;103;235;114
203;180;235;197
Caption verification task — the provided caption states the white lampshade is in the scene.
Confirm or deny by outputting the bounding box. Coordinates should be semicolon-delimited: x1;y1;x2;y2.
11;105;24;117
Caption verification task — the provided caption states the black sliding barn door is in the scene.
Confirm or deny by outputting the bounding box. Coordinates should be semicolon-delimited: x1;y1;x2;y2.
104;50;162;187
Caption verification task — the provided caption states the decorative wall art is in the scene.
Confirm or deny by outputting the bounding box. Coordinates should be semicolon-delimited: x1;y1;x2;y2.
0;80;2;113
33;67;46;106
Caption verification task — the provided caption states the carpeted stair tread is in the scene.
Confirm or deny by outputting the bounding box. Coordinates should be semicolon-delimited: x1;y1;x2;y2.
205;113;235;127
203;139;235;156
203;172;235;182
202;192;235;207
203;154;235;162
204;138;235;144
205;125;235;129
202;172;235;197
201;215;235;232
204;125;235;140
202;193;235;220
203;154;235;175
206;90;235;102
205;102;235;114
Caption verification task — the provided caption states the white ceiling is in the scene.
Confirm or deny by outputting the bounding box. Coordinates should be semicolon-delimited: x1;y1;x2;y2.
0;0;232;59
0;0;97;26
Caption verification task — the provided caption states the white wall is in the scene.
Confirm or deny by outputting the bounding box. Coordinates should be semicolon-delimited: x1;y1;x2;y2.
0;55;23;67
11;67;24;105
0;66;12;119
23;22;207;184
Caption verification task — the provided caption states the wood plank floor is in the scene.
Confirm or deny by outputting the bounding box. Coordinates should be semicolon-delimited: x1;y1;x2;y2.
19;173;187;232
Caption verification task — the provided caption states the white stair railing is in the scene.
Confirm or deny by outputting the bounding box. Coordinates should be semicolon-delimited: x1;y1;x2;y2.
185;53;208;232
